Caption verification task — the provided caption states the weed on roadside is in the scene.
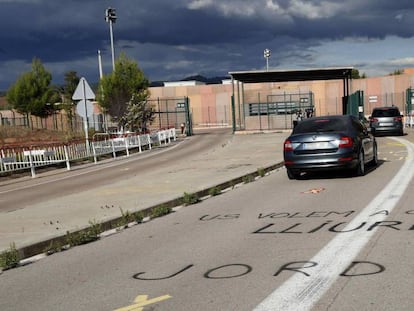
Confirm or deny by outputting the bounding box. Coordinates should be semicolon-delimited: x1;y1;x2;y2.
183;192;200;205
0;243;20;270
151;205;172;218
257;167;265;177
243;175;254;183
65;220;103;247
209;186;221;196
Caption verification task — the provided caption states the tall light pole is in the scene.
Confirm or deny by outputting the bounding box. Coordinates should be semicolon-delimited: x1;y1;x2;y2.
264;48;271;71
97;50;103;79
105;7;117;71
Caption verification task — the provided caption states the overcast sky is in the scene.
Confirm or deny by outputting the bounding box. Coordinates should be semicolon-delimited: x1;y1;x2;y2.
1;0;414;91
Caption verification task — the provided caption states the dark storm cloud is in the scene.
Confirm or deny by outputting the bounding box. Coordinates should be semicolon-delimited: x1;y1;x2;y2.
1;0;414;90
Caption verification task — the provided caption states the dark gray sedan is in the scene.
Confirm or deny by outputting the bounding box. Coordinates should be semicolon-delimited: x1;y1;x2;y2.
369;106;404;136
283;115;378;179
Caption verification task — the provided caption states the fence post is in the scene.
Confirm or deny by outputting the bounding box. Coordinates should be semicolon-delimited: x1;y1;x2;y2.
92;143;98;163
28;150;36;178
147;134;152;150
172;128;176;141
64;145;71;170
231;95;236;133
138;134;142;153
125;136;130;157
111;139;116;158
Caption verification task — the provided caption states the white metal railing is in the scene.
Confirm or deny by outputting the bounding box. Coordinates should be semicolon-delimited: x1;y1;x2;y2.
0;129;177;178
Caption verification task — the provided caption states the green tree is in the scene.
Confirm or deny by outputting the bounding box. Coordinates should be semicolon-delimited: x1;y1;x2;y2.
123;92;155;131
59;71;80;130
389;69;404;76
6;58;57;117
63;71;80;102
97;52;150;127
351;69;367;79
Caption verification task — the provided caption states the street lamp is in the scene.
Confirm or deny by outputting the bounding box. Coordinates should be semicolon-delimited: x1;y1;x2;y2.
264;48;271;71
105;7;117;71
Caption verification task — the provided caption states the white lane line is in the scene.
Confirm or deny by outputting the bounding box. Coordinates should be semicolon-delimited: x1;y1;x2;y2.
254;137;414;311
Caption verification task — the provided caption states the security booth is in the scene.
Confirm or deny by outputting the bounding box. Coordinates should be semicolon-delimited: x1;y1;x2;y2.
229;68;354;132
405;88;414;127
346;90;365;120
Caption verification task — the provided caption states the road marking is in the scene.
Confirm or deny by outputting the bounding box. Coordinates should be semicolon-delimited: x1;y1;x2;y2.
254;137;414;311
301;188;325;194
114;294;172;311
387;142;405;147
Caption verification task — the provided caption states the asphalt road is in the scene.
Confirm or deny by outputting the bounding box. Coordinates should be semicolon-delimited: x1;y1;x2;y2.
1;130;414;311
0;129;232;213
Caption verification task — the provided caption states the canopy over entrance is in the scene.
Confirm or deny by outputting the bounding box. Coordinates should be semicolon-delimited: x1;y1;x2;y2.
229;67;353;84
228;67;354;131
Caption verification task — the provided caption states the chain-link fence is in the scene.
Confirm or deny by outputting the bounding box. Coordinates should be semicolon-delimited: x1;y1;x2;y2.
0;110;106;134
190;105;231;128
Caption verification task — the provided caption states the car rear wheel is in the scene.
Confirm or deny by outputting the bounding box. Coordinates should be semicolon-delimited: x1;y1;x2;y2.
355;150;365;176
286;168;299;180
371;143;378;166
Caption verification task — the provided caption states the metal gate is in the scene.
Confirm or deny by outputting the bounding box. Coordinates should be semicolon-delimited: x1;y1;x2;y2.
241;92;314;130
148;97;193;136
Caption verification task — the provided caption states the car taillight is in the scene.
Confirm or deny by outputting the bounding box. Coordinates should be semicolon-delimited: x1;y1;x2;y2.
284;140;293;151
370;118;378;123
339;136;353;148
394;116;402;121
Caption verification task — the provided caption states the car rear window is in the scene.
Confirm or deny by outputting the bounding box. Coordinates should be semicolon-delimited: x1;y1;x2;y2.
293;117;348;134
371;108;400;117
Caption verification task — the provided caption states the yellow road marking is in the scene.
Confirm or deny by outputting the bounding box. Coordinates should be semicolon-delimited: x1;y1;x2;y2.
114;294;172;311
387;142;405;147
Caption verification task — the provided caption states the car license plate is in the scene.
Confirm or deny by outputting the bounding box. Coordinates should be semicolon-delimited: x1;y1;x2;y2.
379;122;393;126
303;142;331;150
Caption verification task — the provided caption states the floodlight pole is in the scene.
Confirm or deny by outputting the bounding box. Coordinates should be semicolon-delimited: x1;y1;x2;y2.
264;48;271;71
105;7;117;71
97;50;103;79
109;20;115;70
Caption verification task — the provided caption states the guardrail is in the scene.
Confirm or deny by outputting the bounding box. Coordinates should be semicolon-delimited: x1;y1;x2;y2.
0;128;177;178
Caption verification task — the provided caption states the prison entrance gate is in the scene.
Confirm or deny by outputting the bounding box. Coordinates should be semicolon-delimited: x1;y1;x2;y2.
148;97;193;136
241;92;314;130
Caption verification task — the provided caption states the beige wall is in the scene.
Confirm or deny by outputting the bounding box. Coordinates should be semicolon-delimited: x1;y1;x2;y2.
149;72;414;129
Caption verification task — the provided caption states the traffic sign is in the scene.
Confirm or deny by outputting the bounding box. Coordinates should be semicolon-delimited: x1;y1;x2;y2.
72;77;95;100
76;99;94;118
